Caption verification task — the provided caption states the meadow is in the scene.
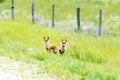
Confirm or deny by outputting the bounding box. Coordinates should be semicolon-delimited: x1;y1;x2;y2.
0;0;120;80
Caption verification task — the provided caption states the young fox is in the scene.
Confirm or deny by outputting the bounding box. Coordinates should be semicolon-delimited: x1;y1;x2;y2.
43;37;59;54
59;39;67;54
43;37;67;54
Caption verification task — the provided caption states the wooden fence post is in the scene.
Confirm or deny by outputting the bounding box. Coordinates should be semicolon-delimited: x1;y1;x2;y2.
11;0;14;20
99;9;102;36
32;3;35;23
52;4;55;27
77;8;81;30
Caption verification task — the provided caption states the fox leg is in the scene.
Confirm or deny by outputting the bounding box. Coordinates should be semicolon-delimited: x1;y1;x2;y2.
46;48;51;52
53;49;57;54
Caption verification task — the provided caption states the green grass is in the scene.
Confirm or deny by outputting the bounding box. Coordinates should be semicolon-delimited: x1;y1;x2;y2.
0;20;120;79
0;0;120;79
1;0;120;20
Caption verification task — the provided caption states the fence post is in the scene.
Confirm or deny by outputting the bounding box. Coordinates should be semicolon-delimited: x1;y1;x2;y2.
99;9;102;36
11;0;14;20
32;3;35;23
77;8;81;30
52;4;55;27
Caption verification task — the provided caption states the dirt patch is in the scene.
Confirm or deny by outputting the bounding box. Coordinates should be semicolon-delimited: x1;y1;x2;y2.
0;56;59;80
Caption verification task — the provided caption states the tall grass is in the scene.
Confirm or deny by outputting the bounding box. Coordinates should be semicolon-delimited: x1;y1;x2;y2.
0;20;120;79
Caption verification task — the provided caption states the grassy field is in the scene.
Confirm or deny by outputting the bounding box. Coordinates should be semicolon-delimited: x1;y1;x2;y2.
0;20;120;80
0;0;120;80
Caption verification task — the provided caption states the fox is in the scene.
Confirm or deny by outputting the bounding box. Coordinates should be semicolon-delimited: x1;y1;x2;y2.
59;39;67;54
43;37;60;54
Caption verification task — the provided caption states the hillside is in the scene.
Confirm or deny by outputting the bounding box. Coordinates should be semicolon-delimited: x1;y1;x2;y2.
0;0;120;80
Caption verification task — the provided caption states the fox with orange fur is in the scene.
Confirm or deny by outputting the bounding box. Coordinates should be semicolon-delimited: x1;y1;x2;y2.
43;37;67;54
59;39;67;54
43;37;59;54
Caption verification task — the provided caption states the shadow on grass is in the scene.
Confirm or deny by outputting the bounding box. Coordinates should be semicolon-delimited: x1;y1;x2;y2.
0;0;4;3
70;50;107;64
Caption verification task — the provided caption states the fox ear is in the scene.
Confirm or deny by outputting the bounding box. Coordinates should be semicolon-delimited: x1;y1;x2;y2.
61;39;63;42
65;40;67;42
47;37;49;40
43;37;45;39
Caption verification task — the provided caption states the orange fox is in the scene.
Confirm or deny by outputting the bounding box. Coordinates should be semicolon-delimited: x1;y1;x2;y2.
59;39;67;54
43;37;60;54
